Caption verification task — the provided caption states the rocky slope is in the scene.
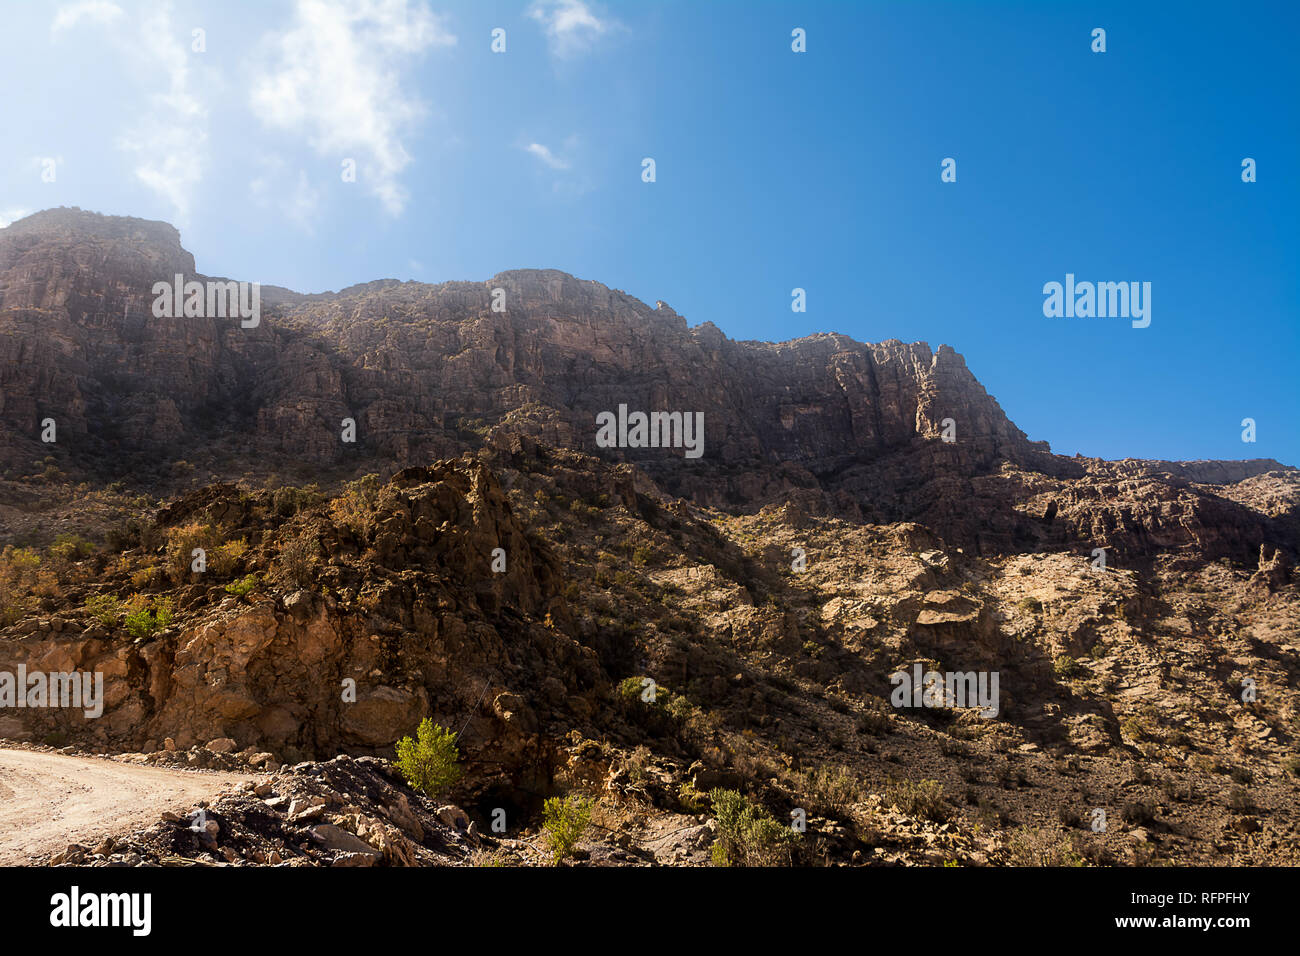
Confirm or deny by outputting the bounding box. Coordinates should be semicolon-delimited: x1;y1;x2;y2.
1;207;1297;867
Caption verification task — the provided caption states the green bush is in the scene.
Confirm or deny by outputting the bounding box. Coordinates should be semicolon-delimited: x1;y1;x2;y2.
0;546;47;624
618;676;652;702
542;794;592;865
84;593;122;625
50;534;95;563
224;574;258;597
709;788;798;867
123;596;173;638
393;718;462;799
1054;654;1081;679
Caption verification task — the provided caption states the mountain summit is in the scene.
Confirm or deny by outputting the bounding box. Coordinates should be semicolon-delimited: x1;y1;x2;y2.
1;208;1292;561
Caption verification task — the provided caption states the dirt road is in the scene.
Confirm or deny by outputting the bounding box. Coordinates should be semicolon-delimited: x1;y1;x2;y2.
0;747;251;865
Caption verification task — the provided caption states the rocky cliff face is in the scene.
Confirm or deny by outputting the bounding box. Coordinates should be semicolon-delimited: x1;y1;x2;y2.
2;208;1299;867
3;208;1294;564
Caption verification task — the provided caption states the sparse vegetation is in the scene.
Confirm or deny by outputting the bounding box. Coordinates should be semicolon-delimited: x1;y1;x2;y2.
122;594;173;638
393;718;463;799
276;529;320;588
224;574;258;597
1054;654;1082;679
330;474;382;535
884;779;950;822
708;788;798;866
541;794;592;864
84;592;122;625
1006;827;1085;866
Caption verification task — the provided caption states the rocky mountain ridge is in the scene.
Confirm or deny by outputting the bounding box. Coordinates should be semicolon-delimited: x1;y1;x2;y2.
2;208;1294;564
1;207;1298;867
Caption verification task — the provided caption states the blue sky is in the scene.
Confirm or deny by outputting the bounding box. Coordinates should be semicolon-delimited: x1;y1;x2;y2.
2;0;1296;465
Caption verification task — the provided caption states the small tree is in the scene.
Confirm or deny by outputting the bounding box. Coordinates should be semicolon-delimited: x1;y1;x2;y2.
394;718;463;799
542;794;592;865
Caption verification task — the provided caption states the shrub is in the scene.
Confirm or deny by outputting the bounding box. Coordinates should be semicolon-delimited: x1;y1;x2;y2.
856;698;893;735
84;593;122;625
165;522;224;582
1054;655;1082;679
665;694;696;723
1018;596;1042;614
709;788;798;867
884;779;950;822
1007;828;1085;866
0;546;54;624
50;534;95;563
1121;716;1148;742
104;518;145;552
130;566;158;590
271;483;324;517
393;718;462;798
123;595;172;638
224;574;258;598
330;475;382;535
618;676;650;702
0;546;41;580
542;794;592;865
209;539;247;577
801;764;864;815
277;530;320;588
677;782;707;814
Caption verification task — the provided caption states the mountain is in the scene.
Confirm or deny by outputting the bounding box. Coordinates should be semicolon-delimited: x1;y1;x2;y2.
2;208;1295;561
1;208;1297;867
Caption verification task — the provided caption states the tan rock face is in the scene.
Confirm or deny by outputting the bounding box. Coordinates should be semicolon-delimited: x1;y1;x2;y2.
0;455;603;787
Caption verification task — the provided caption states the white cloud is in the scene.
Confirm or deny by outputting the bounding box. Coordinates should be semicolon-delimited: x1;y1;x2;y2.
520;135;591;197
0;209;32;229
250;157;321;233
52;0;208;221
118;3;206;220
527;0;621;58
51;0;123;34
525;142;570;171
250;0;456;216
